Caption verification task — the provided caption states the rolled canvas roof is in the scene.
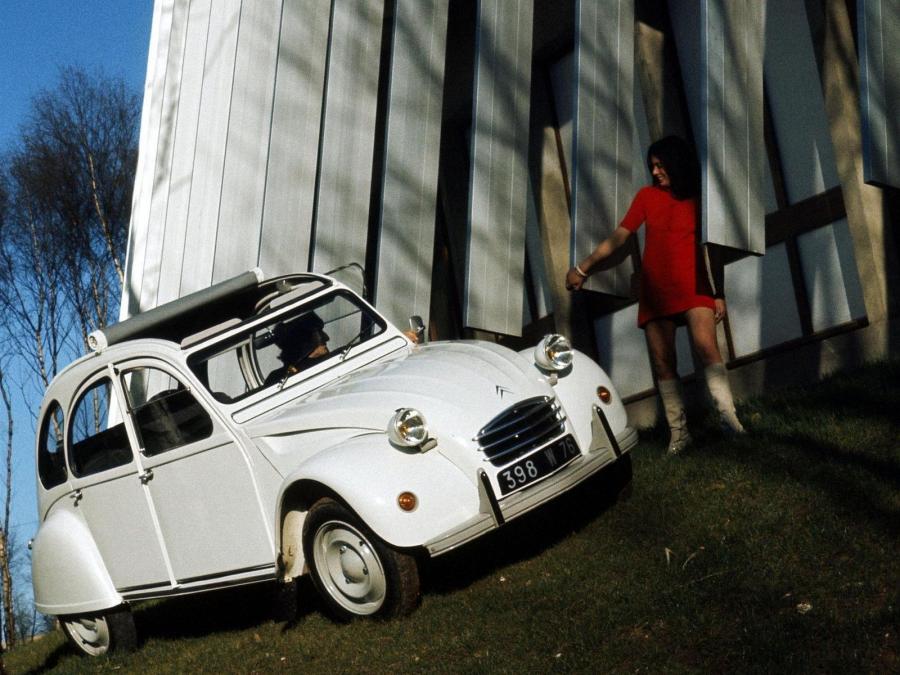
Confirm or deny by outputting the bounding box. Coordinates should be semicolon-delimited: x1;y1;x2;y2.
88;269;265;352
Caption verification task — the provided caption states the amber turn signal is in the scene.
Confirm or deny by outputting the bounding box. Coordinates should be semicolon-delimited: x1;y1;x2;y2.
397;492;418;512
596;386;612;404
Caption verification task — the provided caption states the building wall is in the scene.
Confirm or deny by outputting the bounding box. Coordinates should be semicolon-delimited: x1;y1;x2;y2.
123;0;899;423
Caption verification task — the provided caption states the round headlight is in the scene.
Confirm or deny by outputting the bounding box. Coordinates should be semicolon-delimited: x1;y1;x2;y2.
388;408;429;447
534;334;574;371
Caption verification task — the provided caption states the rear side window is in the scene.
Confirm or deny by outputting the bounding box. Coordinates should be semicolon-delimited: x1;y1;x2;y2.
122;367;213;456
37;403;67;489
68;379;133;477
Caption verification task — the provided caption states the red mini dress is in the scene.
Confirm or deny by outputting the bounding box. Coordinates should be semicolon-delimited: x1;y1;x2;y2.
620;186;715;328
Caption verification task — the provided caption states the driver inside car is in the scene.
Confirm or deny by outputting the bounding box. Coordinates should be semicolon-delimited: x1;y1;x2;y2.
265;313;330;386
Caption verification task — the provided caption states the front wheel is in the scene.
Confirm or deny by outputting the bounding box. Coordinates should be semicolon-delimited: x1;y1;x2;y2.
303;499;420;620
60;605;137;656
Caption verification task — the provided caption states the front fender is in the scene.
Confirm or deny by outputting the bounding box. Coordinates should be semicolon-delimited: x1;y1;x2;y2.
278;434;479;550
519;348;629;449
32;509;122;616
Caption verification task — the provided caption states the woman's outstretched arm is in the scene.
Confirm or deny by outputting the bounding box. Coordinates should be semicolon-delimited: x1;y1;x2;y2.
565;226;633;291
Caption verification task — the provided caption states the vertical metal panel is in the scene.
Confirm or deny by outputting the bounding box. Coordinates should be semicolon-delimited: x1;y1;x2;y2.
571;0;635;297
859;0;899;188
374;0;449;328
670;0;766;254
121;0;176;318
179;0;242;295
138;0;192;312
311;0;385;275
466;0;533;336
258;0;331;277
212;1;282;283
156;0;213;306
764;0;839;202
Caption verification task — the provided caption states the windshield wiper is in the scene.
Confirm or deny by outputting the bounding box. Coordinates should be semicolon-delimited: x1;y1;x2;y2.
339;328;369;361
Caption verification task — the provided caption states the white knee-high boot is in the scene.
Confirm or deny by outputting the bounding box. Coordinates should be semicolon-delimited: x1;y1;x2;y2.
658;378;692;455
704;363;745;434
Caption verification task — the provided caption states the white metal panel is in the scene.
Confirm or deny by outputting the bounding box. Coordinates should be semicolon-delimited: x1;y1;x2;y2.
670;0;766;254
179;0;242;295
571;0;636;296
763;0;839;202
797;219;867;332
374;0;449;329
311;0;385;275
212;1;282;283
465;0;533;336
121;0;176;318
859;0;900;188
258;0;331;277
139;0;192;312
157;0;213;306
725;242;802;357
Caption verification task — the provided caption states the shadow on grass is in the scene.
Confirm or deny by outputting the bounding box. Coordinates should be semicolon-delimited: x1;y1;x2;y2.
132;577;318;645
22;643;70;675
727;429;900;537
421;456;632;595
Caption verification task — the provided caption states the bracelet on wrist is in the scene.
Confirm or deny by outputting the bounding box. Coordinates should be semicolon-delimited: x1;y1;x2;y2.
574;265;588;278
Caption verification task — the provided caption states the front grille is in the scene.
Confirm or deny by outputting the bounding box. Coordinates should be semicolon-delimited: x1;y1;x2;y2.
474;396;567;466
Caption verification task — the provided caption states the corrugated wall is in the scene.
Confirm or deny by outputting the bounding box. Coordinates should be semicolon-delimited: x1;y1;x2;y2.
123;0;775;346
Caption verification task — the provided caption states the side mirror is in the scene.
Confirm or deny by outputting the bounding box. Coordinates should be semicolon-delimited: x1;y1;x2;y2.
408;315;426;344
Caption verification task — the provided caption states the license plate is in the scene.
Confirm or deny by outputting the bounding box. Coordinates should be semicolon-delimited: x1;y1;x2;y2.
497;435;581;496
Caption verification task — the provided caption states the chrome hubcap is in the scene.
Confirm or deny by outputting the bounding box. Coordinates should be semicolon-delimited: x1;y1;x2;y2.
65;616;110;656
314;521;386;615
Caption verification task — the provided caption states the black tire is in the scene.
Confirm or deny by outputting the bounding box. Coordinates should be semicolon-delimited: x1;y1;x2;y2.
61;605;137;656
302;498;420;621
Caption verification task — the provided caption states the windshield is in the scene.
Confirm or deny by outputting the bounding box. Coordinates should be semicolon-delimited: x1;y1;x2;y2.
188;291;386;403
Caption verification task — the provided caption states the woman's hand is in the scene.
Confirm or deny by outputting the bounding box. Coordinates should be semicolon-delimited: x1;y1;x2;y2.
714;298;727;323
565;267;586;291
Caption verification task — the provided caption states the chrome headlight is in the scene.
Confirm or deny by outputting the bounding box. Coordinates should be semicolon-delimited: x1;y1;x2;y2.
388;408;429;447
534;334;574;371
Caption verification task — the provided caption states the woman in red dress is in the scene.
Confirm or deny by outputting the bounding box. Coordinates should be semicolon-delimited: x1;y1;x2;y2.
565;136;744;454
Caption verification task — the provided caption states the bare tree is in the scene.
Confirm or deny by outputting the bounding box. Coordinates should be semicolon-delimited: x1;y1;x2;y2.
0;368;13;650
10;66;138;344
0;66;139;655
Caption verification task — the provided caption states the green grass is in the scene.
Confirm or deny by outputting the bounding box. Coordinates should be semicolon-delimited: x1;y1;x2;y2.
7;360;899;673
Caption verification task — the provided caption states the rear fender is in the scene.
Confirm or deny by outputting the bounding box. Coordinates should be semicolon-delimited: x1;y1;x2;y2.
32;509;122;616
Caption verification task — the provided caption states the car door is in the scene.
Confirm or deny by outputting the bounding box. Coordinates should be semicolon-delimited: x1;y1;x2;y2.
118;360;275;584
66;367;172;593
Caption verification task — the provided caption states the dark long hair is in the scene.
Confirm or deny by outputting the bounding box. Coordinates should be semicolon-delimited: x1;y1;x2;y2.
646;135;700;200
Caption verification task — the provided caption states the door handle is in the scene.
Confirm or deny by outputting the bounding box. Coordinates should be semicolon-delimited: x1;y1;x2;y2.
138;468;154;484
71;489;83;506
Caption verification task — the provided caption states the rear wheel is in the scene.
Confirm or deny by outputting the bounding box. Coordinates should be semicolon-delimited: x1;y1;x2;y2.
61;605;136;656
303;499;419;620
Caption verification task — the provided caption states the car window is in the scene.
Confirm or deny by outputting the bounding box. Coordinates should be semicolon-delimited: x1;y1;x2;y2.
68;378;133;478
189;291;386;401
122;367;213;456
37;402;67;489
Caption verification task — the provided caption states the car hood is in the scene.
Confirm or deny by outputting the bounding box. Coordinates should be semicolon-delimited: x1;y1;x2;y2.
245;341;553;470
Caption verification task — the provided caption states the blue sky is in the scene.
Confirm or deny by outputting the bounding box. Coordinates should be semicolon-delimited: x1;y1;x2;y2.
0;1;153;148
1;2;153;560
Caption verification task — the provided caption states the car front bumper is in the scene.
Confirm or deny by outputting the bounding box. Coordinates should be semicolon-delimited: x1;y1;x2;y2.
424;405;638;557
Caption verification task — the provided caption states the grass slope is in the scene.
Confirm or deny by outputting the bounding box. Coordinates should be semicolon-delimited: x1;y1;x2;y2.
7;360;899;674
